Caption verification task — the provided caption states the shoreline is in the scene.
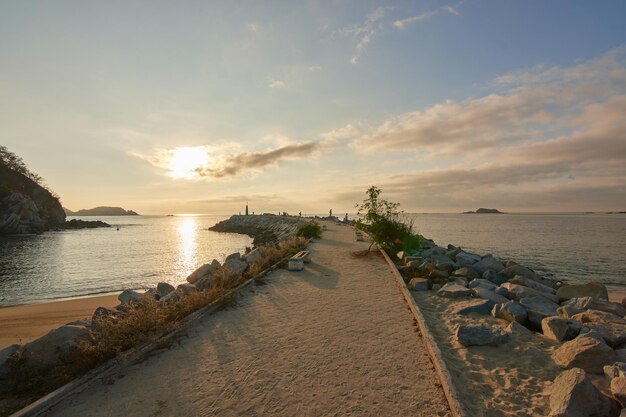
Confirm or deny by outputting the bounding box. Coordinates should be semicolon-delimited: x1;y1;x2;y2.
0;294;119;350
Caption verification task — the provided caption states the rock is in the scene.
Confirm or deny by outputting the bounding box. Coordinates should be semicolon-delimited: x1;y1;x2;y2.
177;283;197;296
492;303;504;319
573;309;626;325
553;335;617;374
582;322;626;348
618;349;626;363
244;247;266;264
452;267;479;280
557;282;609;303
500;301;528;324
472;255;505;275
520;296;560;329
407;260;424;268
225;252;241;262
505;321;533;338
159;289;182;303
186;260;221;284
156;282;175;298
502;282;559;303
482;270;507;286
495;286;510;298
396;251;405;260
454;299;495;316
223;257;248;276
455;251;481;266
118;289;145;305
510;275;556;296
472;287;509;304
604;363;626;380
21;325;92;370
542;317;582;342
455;324;510;347
195;275;214;291
499;264;539;280
431;283;441;291
437;282;471;298
91;307;118;330
405;256;424;264
562;297;626;318
549;368;612;417
453;276;468;287
613;377;626;407
408;278;429;291
421;246;446;258
0;344;19;380
469;279;497;291
429;270;448;281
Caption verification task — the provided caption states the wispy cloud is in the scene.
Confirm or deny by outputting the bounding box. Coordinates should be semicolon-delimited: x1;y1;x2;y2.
268;79;286;89
337;6;394;64
393;2;462;29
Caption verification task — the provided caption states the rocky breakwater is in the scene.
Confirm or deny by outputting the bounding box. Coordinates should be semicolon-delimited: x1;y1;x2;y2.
0;164;65;234
399;239;626;416
209;214;308;245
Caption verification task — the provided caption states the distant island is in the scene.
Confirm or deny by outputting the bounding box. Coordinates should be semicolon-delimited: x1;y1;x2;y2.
462;208;504;214
64;206;139;216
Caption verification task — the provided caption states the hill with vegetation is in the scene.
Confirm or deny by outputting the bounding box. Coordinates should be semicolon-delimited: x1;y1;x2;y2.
0;146;65;234
463;208;504;214
64;206;139;216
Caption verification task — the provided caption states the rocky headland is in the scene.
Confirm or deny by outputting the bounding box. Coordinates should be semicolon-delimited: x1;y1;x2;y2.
0;163;65;235
463;207;504;214
210;214;308;245
64;206;139;216
398;237;626;416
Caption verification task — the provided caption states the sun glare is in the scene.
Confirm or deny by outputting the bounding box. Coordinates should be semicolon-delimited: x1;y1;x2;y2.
168;147;210;179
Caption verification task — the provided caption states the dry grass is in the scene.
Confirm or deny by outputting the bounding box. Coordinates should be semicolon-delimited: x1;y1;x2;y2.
0;236;308;417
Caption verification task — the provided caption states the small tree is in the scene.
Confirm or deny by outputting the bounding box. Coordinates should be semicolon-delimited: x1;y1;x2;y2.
355;186;419;253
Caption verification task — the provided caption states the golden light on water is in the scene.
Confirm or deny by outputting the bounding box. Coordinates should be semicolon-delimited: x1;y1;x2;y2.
168;146;209;179
177;216;197;274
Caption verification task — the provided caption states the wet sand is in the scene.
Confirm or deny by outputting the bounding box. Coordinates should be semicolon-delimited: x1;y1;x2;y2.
0;294;119;349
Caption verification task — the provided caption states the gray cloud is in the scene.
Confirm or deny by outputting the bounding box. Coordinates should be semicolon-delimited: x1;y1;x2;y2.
195;141;319;178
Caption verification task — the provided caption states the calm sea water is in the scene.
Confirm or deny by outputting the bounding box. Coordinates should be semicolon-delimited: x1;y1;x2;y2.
0;213;624;307
407;213;626;290
0;215;251;306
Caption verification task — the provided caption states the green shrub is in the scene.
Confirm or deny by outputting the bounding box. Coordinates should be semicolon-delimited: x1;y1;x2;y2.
296;222;322;239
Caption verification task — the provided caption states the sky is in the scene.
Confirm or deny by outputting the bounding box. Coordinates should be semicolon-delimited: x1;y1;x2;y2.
1;1;626;214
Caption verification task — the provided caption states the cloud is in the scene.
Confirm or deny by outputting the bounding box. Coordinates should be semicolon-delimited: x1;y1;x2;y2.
319;124;359;144
393;2;462;29
336;6;393;64
135;141;321;180
246;23;259;32
268;79;286;89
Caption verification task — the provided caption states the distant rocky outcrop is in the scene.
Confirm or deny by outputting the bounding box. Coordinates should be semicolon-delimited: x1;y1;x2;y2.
64;206;139;216
463;208;504;214
0;154;65;235
63;219;111;230
209;214;308;245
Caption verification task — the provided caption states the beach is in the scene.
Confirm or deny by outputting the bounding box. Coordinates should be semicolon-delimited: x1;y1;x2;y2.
0;294;119;349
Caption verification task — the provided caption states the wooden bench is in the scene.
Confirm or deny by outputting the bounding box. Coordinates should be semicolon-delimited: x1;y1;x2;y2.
288;250;310;271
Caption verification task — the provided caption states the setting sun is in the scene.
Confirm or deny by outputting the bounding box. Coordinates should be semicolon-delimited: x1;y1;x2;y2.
167;147;210;179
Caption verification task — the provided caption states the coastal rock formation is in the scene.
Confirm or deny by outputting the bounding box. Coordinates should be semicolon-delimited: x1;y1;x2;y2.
0;181;65;234
556;282;609;302
20;324;92;370
210;214;308;245
63;219;111;229
455;324;510;346
553;335;616;374
462;208;504;214
541;317;582;342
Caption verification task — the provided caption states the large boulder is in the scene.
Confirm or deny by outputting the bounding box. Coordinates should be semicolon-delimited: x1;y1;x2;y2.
177;283;197;296
437;282;471;298
0;344;19;381
557;282;609;303
186;259;221;284
499;264;539;280
455;252;481;266
520;296;560;329
502;282;559;303
431;254;457;272
118;289;145;305
500;301;528;325
553;335;617;374
482;270;507;286
510;275;556;296
573;309;626;325
223;256;248;276
542;317;582;342
21;325;91;370
455;324;510;347
604;363;626;380
469;279;497;291
452;267;480;280
156;282;175;298
549;368;612;417
244;247;266;264
471;287;509;304
471;255;504;275
562;297;626;318
581;322;626;348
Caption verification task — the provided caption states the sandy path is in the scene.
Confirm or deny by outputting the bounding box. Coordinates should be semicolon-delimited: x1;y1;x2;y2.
0;295;119;349
45;222;450;417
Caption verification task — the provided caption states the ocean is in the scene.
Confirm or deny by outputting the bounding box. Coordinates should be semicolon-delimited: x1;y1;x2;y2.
0;213;624;307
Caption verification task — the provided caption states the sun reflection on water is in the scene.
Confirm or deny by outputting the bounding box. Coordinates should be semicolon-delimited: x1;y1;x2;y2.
177;217;197;276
